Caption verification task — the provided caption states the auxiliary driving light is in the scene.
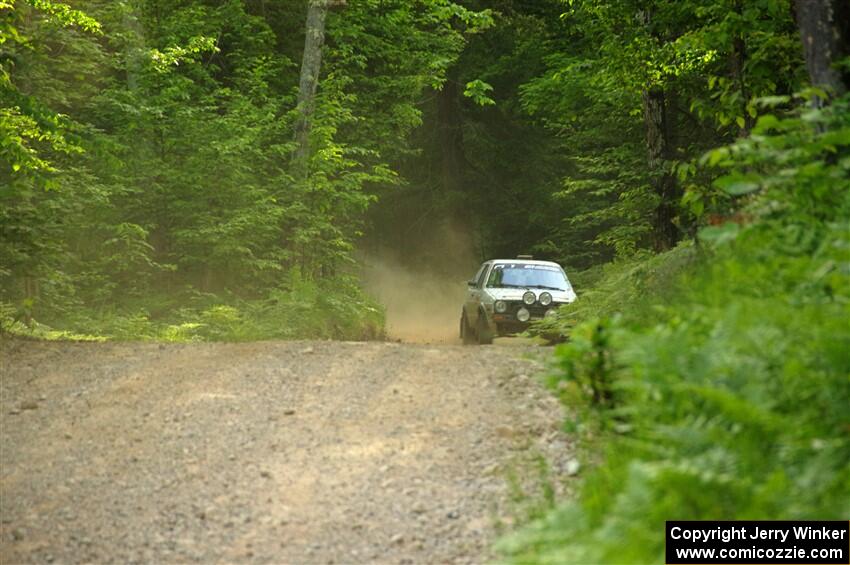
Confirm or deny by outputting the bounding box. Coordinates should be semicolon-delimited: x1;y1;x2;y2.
522;291;536;305
516;307;531;322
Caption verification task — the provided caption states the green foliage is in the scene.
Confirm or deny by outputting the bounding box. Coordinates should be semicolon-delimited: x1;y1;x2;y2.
504;0;803;263
2;2;848;560
520;50;655;262
500;94;850;563
1;0;489;340
463;79;495;106
1;1;91;184
24;0;101;33
1;272;384;341
366;1;582;266
692;90;850;224
530;244;698;339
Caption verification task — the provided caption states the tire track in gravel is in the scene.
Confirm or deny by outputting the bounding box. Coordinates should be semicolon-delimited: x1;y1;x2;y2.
1;339;572;564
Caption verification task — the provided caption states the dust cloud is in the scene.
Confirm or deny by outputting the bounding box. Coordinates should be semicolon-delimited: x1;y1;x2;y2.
360;224;479;344
361;257;466;344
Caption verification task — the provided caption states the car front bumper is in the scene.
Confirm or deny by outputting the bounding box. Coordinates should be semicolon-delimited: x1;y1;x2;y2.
494;319;531;336
490;302;562;335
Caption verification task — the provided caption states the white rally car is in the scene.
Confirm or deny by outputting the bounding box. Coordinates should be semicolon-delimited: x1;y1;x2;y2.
460;256;576;345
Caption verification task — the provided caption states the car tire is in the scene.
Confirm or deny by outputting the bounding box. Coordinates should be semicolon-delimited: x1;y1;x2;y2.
461;312;477;345
476;311;494;345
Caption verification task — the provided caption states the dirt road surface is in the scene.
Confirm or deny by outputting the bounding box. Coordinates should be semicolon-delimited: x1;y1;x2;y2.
1;339;571;564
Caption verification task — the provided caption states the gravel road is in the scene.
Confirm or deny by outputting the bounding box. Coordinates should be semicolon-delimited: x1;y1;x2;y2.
0;339;571;564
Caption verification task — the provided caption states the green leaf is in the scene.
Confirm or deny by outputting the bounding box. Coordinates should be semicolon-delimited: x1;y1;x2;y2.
714;173;760;195
753;114;781;132
820;128;850;148
697;222;740;245
703;147;728;167
463;79;496;106
755;95;790;108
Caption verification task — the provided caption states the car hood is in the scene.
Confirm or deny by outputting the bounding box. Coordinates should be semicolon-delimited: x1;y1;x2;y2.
485;287;576;303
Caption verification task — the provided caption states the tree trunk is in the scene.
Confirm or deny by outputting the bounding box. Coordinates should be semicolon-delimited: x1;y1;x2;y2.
436;74;466;196
638;8;680;251
795;0;850;97
293;0;331;175
731;35;752;134
642;87;679;251
122;8;144;91
731;0;753;134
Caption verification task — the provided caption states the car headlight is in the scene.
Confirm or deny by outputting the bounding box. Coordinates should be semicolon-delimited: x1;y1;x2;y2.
494;300;507;313
539;292;552;306
516;307;530;322
522;291;536;305
544;308;557;318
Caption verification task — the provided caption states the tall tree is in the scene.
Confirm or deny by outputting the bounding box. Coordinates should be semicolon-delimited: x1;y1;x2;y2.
795;0;850;96
641;86;679;251
639;8;681;251
293;0;345;173
437;70;467;198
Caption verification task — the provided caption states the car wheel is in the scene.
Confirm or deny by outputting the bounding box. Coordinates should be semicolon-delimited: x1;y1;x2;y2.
476;311;493;345
461;312;477;345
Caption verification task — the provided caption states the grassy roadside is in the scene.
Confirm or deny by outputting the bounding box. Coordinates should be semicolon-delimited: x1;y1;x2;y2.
500;95;850;562
0;275;384;342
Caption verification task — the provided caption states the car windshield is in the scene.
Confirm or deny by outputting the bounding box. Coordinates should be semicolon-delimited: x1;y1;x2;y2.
486;263;571;291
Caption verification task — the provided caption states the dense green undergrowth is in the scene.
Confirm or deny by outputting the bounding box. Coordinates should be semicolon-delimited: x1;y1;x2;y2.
0;273;384;342
501;95;850;562
1;0;480;342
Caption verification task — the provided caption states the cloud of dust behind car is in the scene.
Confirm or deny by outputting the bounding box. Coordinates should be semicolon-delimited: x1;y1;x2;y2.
361;256;469;344
359;223;478;344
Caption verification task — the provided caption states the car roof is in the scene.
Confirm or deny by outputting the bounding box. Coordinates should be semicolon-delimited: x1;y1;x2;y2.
489;259;563;268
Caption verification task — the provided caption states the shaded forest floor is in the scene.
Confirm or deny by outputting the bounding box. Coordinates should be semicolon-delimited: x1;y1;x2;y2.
1;339;573;564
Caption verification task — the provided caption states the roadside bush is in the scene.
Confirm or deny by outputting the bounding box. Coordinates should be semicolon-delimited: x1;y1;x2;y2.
499;94;850;563
530;244;698;340
1;272;385;342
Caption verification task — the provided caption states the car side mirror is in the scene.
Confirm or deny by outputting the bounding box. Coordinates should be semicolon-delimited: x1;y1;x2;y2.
467;280;477;287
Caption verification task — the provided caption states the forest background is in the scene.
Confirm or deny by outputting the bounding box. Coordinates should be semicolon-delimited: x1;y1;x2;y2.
2;0;849;561
0;0;829;340
1;0;845;342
